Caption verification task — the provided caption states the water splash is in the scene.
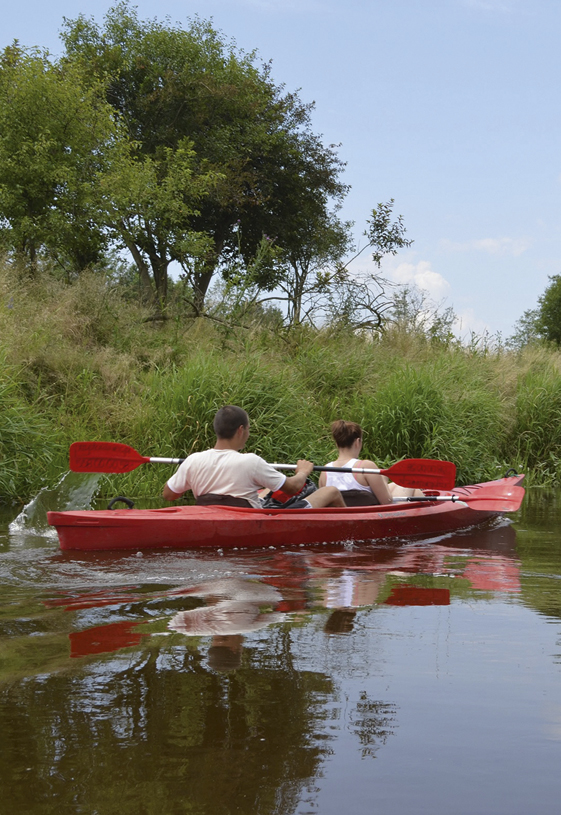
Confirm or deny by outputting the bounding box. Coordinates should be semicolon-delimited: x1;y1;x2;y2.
9;471;104;535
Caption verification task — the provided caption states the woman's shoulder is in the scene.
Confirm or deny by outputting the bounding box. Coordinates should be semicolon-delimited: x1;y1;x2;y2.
355;459;378;470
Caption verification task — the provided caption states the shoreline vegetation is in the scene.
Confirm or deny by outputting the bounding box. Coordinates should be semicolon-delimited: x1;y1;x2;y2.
2;261;561;506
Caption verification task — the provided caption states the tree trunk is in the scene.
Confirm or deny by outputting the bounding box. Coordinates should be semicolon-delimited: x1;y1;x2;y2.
148;245;169;309
190;236;224;315
192;264;215;315
120;227;156;303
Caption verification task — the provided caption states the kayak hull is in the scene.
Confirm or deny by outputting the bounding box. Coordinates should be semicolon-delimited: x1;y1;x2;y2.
47;476;525;552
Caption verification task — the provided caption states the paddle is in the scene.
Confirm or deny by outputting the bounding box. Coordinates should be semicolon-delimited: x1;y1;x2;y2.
69;441;456;490
392;487;525;513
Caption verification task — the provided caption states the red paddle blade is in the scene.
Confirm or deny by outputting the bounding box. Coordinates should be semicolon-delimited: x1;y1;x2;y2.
385;458;456;490
459;485;525;513
69;442;150;473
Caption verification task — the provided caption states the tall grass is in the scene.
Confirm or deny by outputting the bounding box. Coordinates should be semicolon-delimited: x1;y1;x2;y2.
509;366;561;485
2;259;561;503
0;354;62;500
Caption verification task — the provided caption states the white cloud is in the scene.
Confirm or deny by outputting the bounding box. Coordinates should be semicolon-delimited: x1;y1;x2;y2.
387;260;451;301
452;308;492;339
440;236;530;257
350;255;495;341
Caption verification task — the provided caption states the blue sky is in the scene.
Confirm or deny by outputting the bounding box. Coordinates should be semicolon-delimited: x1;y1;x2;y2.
4;0;561;339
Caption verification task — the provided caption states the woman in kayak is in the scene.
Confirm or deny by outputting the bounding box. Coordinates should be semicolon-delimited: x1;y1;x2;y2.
319;420;421;507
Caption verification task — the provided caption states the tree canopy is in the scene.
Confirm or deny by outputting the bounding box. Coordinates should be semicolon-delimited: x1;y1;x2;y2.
0;2;414;330
60;2;348;311
510;275;561;349
0;45;116;272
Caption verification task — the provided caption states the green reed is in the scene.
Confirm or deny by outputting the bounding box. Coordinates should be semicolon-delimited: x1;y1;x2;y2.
0;354;63;501
509;366;561;484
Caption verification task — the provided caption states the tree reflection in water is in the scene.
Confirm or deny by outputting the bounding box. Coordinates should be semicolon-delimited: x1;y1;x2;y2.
0;575;399;815
0;522;522;814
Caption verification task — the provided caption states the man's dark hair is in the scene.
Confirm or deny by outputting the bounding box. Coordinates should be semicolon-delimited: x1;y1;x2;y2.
213;405;249;439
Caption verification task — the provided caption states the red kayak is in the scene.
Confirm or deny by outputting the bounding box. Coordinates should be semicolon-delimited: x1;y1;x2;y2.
48;475;525;552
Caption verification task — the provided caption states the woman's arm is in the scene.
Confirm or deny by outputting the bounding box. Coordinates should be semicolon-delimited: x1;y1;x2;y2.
356;459;394;504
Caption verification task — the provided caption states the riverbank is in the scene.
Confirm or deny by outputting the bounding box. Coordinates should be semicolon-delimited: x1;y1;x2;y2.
2;262;561;503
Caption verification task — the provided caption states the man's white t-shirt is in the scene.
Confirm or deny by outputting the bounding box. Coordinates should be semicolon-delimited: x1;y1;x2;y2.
166;448;286;508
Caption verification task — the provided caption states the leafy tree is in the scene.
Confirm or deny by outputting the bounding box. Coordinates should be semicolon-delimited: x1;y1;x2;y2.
95;136;219;304
266;209;353;327
389;285;457;345
509;275;561;349
507;308;541;350
0;45;116;272
205;200;413;330
536;275;561;345
61;2;348;312
315;199;414;331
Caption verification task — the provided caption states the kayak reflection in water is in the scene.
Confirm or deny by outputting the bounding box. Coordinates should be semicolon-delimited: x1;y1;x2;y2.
162;405;345;509
319;420;423;507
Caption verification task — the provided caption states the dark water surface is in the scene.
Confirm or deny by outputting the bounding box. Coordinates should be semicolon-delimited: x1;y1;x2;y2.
1;488;561;815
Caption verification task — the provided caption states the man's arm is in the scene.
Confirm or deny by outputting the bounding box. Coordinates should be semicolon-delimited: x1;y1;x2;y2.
278;460;314;496
163;483;183;501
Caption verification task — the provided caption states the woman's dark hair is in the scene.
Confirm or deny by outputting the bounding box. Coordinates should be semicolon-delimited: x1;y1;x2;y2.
331;420;363;449
213;405;249;439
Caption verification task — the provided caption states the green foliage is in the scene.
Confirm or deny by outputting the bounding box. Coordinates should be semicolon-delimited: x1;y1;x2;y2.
507;307;541;350
60;2;348;311
0;45;117;270
349;361;506;484
509;367;561;483
365;199;414;268
536;275;561;346
0;355;62;499
509;275;561;349
1;5;412;332
388;285;457;347
318;200;415;332
5;257;561;502
360;367;449;459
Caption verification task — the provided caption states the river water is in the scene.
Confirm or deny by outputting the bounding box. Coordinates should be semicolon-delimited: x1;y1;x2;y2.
1;483;561;815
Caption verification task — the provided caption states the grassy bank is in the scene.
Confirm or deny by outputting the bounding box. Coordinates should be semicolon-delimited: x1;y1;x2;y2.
2;261;561;504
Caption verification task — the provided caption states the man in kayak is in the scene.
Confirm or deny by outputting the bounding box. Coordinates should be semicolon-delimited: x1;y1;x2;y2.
162;405;345;509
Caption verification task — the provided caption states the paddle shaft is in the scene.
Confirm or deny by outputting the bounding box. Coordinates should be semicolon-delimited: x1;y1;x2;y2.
67;442;522;510
75;455;426;476
78;456;429;478
272;463;417;475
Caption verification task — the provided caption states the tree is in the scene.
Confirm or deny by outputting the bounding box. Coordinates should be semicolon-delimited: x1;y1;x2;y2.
509;275;561;348
95;136;219;305
536;275;561;345
0;45;116;272
262;209;353;327
388;285;457;344
211;199;414;331
205;199;413;331
304;199;414;331
61;2;348;311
